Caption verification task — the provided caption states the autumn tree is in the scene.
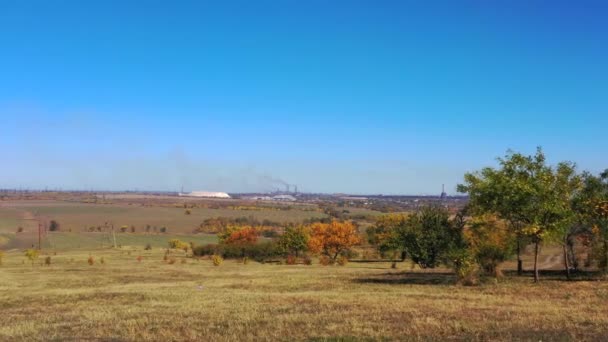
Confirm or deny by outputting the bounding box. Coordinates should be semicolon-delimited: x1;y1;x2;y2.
218;226;256;244
278;225;309;257
367;214;408;259
464;214;515;277
458;148;581;282
308;221;361;262
572;170;608;274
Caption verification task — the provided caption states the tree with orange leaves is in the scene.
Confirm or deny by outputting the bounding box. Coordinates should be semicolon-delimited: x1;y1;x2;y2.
307;221;361;262
221;226;258;245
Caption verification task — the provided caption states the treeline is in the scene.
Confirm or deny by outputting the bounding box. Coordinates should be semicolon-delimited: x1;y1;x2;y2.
368;148;608;283
190;221;361;265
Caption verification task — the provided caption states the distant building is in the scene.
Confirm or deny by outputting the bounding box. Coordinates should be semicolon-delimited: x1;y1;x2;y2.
272;194;296;201
179;191;231;199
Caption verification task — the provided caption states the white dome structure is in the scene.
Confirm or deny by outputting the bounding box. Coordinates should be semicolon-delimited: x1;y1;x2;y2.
179;191;231;198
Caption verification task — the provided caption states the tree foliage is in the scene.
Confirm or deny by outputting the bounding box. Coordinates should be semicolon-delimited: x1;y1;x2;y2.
464;214;515;277
220;226;259;245
458;148;582;281
394;206;465;269
307;221;361;261
278;225;309;257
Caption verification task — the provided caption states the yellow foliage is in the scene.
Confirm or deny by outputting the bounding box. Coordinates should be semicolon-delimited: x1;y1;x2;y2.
308;220;361;260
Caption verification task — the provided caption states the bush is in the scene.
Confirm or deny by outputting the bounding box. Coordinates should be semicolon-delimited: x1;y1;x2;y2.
212;254;223;266
0;250;4;265
303;256;312;265
144;243;152;250
168;239;189;250
167;257;176;264
45;256;51;266
286;255;297;265
87;256;94;265
319;255;331;266
100;257;105;265
137;256;143;263
49;220;60;232
337;255;348;266
193;241;282;262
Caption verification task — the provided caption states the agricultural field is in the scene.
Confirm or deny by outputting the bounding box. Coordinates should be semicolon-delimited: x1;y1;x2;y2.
0;199;328;249
1;247;607;341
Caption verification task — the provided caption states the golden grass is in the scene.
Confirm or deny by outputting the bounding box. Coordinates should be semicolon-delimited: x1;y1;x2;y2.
1;248;607;341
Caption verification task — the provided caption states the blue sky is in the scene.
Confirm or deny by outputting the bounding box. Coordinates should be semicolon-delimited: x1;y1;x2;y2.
1;1;607;194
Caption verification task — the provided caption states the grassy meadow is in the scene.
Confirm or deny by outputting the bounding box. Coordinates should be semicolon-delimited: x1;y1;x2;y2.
1;247;607;341
1;199;607;341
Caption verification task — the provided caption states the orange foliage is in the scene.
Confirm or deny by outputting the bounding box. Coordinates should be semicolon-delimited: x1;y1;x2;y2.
224;226;259;245
308;221;361;261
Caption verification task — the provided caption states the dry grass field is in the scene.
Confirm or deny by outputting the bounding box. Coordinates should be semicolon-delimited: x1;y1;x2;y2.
1;247;607;341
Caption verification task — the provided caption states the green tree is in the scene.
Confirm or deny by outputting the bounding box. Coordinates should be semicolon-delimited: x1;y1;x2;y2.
393;206;464;269
572;170;608;274
458;148;581;282
278;226;309;257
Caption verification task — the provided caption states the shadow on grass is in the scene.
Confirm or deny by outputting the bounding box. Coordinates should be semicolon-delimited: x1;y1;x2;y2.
353;271;456;285
355;269;605;286
503;269;604;282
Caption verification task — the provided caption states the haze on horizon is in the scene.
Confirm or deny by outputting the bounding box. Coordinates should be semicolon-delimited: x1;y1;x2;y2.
1;1;607;195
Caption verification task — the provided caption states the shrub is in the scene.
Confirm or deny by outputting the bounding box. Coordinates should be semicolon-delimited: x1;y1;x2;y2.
49;220;60;232
181;258;187;264
137;256;143;263
144;243;152;250
184;209;191;215
24;249;39;266
212;254;223;266
303;256;312;265
160;227;167;233
319;255;331;266
17;227;24;233
168;239;189;250
45;256;51;266
167;257;176;264
0;250;4;265
337;255;348;266
100;257;105;265
193;241;282;262
286;255;297;265
87;256;94;265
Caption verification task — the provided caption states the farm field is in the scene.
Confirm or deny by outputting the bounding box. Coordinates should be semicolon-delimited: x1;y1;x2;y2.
1;248;607;341
0;201;326;233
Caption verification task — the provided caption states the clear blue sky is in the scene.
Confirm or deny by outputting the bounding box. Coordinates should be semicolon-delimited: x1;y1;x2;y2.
1;1;607;194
